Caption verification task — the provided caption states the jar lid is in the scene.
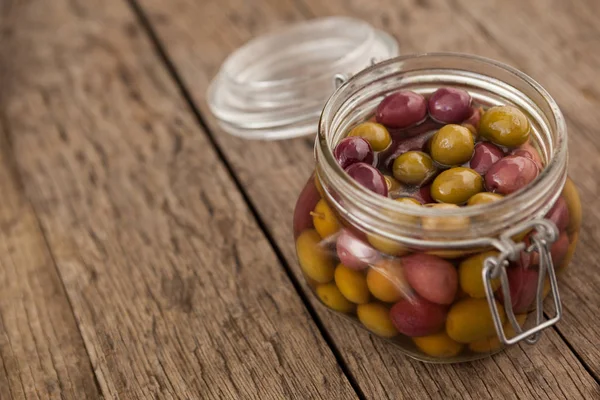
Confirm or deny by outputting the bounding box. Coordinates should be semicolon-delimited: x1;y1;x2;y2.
207;17;399;140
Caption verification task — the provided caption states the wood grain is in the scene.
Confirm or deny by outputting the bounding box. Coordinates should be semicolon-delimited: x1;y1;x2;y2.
0;0;359;398
0;3;102;400
133;0;600;398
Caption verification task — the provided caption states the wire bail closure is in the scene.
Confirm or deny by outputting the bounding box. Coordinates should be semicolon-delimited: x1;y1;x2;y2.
482;219;561;346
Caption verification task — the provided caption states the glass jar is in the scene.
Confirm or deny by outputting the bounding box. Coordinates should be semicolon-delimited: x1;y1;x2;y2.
293;53;581;363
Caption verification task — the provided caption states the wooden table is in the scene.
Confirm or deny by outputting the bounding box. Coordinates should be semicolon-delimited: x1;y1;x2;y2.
1;0;599;398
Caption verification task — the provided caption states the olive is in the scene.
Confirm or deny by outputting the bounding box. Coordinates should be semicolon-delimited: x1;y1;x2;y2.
546;196;569;232
384;175;403;193
367;259;407;302
345;162;388;197
336;229;379;271
459;251;501;298
367;233;409;256
293;178;321;235
469;142;504;175
314;174;325;197
469;314;527;353
462;106;483;134
431;167;483;204
467;192;504;206
334;136;374;169
335;264;370;304
395;197;422;206
312;199;340;239
392;151;437;186
428;87;472;124
389;296;448;337
413;185;434;204
560;232;578;271
376;91;427;129
402;253;458;305
413;332;463;358
380;124;439;169
296;230;335;283
446;298;506;343
479;105;530;147
348;122;392;151
485;155;539;194
498;266;538;314
562;178;581;235
430;124;475;166
421;203;470;232
316;283;356;313
357;303;399;338
511;141;543;169
520;231;570;269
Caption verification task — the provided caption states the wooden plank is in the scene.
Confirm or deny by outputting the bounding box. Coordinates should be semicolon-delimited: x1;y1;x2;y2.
1;0;360;398
0;4;102;400
133;0;600;397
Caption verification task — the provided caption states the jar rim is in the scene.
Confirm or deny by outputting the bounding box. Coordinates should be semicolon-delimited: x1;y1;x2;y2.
316;52;568;243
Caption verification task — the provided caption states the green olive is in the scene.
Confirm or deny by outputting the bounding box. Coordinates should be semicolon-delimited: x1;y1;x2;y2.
431;167;483;204
392;151;437;186
348;122;392;151
467;192;504;206
479;105;530;147
430;124;474;166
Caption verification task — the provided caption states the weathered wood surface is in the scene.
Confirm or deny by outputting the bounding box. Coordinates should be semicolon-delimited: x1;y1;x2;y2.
1;0;599;398
0;0;359;398
133;0;600;398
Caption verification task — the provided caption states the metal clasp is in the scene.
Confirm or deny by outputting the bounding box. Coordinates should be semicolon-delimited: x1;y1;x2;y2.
482;219;561;346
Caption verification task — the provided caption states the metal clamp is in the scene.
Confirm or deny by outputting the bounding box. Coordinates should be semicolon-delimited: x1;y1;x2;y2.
482;219;561;346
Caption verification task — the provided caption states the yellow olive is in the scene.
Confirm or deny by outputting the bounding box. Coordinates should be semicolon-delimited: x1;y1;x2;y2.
413;331;464;358
446;298;506;343
366;259;407;302
312;199;340;239
459;251;501;298
431;167;484;205
367;233;409;256
562;177;582;236
384;175;403;193
348;122;392;151
430;124;475;166
334;264;370;304
392;151;437;185
421;203;470;232
316;283;356;313
357;302;398;338
467;192;504;206
559;232;578;271
296;230;335;283
479;105;530;147
468;314;528;353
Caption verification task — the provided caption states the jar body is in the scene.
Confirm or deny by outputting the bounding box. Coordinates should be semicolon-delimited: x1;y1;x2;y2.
293;173;580;362
292;54;580;362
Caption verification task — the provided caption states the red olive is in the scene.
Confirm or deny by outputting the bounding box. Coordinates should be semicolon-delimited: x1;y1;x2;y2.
470;142;504;175
345;162;388;197
485;155;539;194
511;141;543;169
389;296;448;337
334;136;374;169
402;253;458;305
546;196;570;232
499;266;538;314
336;229;380;270
376;91;427;129
293;177;321;236
428;87;472;124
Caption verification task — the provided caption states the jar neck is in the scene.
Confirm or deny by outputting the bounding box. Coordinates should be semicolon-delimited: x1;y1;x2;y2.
316;53;568;247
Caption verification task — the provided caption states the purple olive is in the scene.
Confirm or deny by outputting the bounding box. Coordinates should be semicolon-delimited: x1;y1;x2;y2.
414;184;434;204
462;106;483;131
334;136;374;169
428;87;472;124
345;162;388;197
546;196;570;232
499;266;538;314
511;141;543;169
470;142;505;175
376;91;427;129
336;229;380;270
520;231;570;268
485;155;539;194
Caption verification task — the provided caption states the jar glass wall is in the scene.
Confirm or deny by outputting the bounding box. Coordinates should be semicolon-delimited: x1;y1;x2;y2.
293;54;581;363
